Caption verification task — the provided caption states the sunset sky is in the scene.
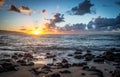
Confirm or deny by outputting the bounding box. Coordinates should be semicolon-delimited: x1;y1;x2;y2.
0;0;120;34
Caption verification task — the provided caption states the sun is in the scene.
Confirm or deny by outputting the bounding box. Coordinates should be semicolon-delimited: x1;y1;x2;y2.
33;30;41;35
34;30;40;35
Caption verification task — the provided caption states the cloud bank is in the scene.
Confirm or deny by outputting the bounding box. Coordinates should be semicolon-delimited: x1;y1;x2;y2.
62;14;120;32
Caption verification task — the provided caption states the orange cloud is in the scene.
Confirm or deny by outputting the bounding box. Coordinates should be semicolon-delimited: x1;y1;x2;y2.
19;6;32;15
0;0;4;6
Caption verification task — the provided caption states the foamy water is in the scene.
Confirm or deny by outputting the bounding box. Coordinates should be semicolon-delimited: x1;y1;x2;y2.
0;32;120;64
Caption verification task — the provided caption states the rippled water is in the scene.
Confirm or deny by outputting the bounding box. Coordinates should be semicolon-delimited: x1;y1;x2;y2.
0;32;120;64
0;33;120;52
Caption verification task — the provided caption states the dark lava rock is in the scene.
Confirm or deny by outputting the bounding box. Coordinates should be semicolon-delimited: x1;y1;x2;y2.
84;53;94;61
94;57;104;63
17;60;34;66
56;62;71;68
89;68;103;77
112;69;120;77
74;51;82;54
74;55;82;59
27;62;34;66
12;55;18;59
62;63;70;68
72;62;87;67
104;48;120;62
17;60;26;65
82;66;89;70
59;70;71;73
42;65;51;70
68;54;73;56
49;73;60;77
24;53;33;58
46;54;56;58
0;65;5;73
62;59;68;63
46;53;56;58
47;63;54;66
81;73;86;75
31;68;40;75
1;62;17;71
87;50;91;52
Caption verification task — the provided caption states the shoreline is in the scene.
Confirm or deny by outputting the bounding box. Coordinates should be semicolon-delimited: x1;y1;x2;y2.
0;48;120;77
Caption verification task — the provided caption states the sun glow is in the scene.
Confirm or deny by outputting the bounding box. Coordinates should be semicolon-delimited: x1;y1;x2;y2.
33;30;40;35
27;27;44;35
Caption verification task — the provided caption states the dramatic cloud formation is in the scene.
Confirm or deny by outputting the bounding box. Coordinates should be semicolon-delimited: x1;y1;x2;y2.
8;5;20;13
68;0;94;15
60;13;120;32
41;9;47;14
19;6;32;15
53;13;64;23
0;0;4;6
46;13;64;29
87;14;120;31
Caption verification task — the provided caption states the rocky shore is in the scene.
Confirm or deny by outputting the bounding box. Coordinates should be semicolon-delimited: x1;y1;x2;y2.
0;48;120;77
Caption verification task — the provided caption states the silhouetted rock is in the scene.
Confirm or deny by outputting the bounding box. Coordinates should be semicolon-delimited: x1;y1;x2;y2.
112;69;120;77
84;52;94;61
1;62;17;71
72;62;87;67
82;66;89;70
45;53;56;59
68;54;73;56
24;53;33;58
104;48;120;62
59;70;71;73
49;73;60;77
89;68;103;77
0;65;5;73
56;62;71;68
62;59;68;63
81;72;86;75
74;55;82;59
94;56;104;63
74;51;82;54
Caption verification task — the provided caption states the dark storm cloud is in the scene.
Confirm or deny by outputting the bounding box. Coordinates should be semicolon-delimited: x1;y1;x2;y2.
8;5;20;13
68;0;94;15
87;14;120;31
61;13;120;32
115;1;120;6
53;13;64;23
47;13;64;28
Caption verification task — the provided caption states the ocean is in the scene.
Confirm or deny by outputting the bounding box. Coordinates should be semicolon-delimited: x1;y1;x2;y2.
0;32;120;64
0;33;120;52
